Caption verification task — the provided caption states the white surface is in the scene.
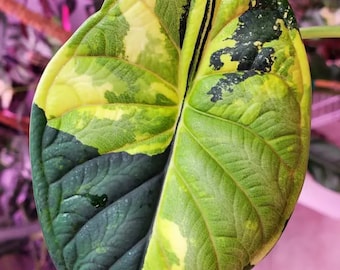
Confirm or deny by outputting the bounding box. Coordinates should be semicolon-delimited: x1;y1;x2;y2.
298;172;340;219
256;204;340;270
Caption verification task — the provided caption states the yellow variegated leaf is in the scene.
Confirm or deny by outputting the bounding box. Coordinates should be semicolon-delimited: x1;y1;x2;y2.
30;1;311;269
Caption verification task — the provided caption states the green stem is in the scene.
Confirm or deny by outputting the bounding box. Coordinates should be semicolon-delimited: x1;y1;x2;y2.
300;26;340;39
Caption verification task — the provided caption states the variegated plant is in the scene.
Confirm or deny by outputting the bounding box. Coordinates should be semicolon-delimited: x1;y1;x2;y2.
29;0;311;269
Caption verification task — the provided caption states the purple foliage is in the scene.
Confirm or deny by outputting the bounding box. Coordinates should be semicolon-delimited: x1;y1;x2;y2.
0;1;100;268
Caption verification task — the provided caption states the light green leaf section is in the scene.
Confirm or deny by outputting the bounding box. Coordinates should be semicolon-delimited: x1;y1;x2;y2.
153;0;191;47
143;0;311;269
33;0;183;155
209;0;250;38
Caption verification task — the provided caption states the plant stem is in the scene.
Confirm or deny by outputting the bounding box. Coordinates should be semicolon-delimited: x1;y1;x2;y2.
314;80;340;93
301;26;340;39
0;109;29;135
0;0;71;43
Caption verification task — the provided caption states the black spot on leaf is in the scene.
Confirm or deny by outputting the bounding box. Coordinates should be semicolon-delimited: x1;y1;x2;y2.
276;0;298;29
207;1;293;102
251;47;276;72
84;193;108;208
235;46;259;71
179;0;191;47
209;2;283;71
250;0;298;29
207;70;258;102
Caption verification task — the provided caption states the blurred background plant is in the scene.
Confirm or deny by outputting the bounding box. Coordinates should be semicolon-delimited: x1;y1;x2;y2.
0;1;103;269
0;0;339;269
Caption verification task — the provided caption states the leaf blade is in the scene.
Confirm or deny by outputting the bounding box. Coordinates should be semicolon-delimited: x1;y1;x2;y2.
30;0;189;268
143;1;311;269
30;0;311;269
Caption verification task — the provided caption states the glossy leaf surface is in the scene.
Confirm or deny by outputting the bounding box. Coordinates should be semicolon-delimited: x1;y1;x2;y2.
30;0;311;269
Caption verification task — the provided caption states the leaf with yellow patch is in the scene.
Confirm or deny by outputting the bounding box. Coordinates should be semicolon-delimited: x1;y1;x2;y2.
30;1;311;269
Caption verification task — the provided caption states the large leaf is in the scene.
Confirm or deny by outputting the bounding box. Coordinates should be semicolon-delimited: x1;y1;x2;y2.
30;0;311;269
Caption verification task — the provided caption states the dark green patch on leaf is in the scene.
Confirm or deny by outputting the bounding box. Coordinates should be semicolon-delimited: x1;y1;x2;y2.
207;70;258;102
210;2;282;71
155;0;192;47
37;106;100;184
84;193;108;208
276;0;298;29
30;104;171;269
179;0;191;47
